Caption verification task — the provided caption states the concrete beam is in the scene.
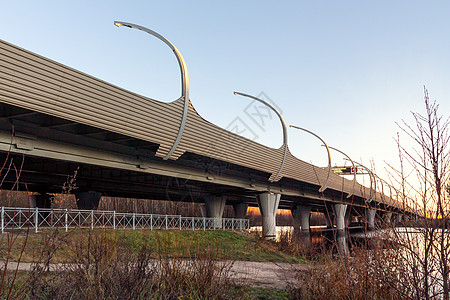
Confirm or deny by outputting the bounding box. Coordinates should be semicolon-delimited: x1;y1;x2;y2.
257;192;281;241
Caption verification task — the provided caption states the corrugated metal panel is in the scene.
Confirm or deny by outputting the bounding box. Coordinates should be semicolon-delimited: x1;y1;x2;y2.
0;40;183;155
0;39;399;208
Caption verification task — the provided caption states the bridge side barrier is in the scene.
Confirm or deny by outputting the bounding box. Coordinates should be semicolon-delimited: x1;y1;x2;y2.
0;207;249;233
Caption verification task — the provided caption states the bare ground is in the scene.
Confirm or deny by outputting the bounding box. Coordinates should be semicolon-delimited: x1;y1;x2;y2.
3;260;308;289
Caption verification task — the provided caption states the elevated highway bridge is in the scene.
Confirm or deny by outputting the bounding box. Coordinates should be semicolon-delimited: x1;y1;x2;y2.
0;36;416;239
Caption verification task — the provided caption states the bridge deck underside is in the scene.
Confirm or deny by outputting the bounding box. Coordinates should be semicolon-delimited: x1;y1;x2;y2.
0;103;388;213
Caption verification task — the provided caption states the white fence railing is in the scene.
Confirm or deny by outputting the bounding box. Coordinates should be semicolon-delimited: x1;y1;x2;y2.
0;207;250;233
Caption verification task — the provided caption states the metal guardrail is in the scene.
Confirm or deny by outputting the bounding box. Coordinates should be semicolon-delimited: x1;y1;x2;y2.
0;207;250;233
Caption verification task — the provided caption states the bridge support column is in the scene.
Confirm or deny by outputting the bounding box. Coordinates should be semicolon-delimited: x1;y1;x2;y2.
396;214;403;224
291;205;311;234
76;191;102;210
232;203;248;219
367;209;376;229
384;212;392;225
204;195;227;229
257;192;280;241
292;205;311;244
200;205;206;217
334;204;348;231
29;193;52;209
29;193;52;227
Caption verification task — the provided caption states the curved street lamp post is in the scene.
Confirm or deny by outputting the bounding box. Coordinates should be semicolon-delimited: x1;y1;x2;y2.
290;125;331;193
233;92;287;182
114;21;189;160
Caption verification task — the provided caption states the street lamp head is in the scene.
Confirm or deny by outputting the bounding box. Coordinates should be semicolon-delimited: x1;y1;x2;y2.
114;21;132;28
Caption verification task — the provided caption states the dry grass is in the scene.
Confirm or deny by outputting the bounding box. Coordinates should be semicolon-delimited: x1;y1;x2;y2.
0;228;306;264
286;240;399;299
3;229;245;299
0;227;314;299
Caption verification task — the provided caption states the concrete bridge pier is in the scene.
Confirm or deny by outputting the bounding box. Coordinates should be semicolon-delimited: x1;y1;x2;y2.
257;192;280;241
75;191;102;210
384;212;392;225
334;204;348;231
396;214;403;224
204;195;227;229
291;205;311;245
29;193;53;227
29;193;52;209
200;205;206;217
330;204;350;255
367;209;376;229
232;202;248;219
291;205;311;234
292;205;311;233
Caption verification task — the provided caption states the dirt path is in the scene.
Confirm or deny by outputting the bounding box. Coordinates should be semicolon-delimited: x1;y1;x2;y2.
228;260;309;289
3;260;308;289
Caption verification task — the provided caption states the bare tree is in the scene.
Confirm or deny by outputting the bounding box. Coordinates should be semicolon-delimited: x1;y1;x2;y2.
386;86;450;299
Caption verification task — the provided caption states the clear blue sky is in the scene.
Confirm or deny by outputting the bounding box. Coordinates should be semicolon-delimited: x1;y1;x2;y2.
2;1;449;187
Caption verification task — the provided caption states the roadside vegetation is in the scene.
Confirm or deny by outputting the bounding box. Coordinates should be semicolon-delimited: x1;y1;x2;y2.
0;228;308;299
0;229;306;265
1;229;239;299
